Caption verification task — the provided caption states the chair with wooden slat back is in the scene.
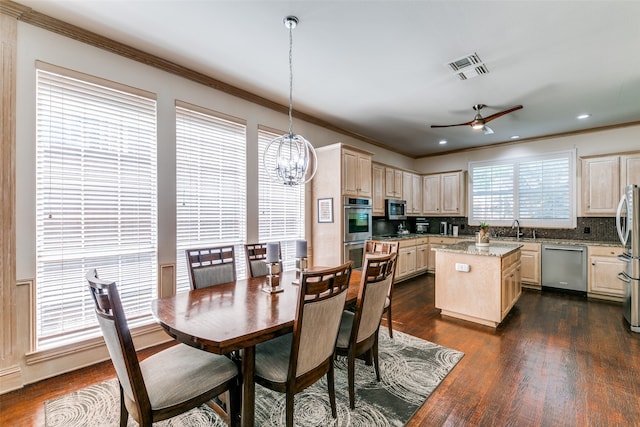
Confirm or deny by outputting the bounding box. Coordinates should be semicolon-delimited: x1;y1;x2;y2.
244;242;282;278
86;269;240;427
253;261;353;427
335;252;397;409
186;245;236;290
363;239;399;337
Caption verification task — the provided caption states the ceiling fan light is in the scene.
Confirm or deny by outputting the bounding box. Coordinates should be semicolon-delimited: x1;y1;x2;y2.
472;122;484;130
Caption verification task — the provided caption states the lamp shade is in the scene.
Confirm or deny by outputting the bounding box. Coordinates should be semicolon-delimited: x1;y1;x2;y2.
266;242;280;263
295;239;307;258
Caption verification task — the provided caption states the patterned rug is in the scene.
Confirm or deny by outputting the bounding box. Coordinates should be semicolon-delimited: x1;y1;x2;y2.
45;328;463;426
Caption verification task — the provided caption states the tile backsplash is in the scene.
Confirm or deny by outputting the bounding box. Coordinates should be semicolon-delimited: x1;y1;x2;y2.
377;216;619;243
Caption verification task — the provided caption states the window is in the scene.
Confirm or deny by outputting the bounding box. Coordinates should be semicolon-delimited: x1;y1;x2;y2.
469;150;576;228
258;127;306;270
175;102;247;292
35;63;157;349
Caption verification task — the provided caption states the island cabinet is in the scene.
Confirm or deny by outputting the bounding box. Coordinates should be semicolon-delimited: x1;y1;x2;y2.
434;242;522;328
588;245;626;302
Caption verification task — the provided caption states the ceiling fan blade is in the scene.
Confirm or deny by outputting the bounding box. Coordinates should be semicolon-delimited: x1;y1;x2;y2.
431;120;473;128
483;105;523;123
483;125;494;135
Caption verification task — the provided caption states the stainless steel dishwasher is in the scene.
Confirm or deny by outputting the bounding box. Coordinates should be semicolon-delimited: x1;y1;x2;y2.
541;244;588;293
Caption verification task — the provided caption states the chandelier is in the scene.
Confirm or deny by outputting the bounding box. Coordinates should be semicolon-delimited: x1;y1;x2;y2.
262;16;317;186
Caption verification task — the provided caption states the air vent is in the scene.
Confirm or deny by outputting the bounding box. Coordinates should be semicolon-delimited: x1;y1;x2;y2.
447;52;489;80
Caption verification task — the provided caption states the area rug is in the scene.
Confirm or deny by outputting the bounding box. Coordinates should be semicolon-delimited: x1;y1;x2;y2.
45;328;463;426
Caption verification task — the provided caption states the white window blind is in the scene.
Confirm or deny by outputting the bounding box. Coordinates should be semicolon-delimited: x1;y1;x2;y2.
258;127;306;270
469;150;575;228
176;102;247;292
35;64;158;350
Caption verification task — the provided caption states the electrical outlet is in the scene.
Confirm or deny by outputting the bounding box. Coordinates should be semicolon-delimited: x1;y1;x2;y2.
584;227;591;234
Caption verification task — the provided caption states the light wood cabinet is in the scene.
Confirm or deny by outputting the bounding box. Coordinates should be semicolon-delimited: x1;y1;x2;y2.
402;171;422;215
581;152;640;216
501;252;522;319
416;243;429;272
520;242;541;289
396;240;417;280
372;163;385;216
588;245;625;301
581;156;620;216
342;148;372;198
422;171;465;216
427;237;466;272
385;167;403;199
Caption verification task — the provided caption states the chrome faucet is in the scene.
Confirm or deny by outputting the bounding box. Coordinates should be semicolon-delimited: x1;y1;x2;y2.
511;218;523;240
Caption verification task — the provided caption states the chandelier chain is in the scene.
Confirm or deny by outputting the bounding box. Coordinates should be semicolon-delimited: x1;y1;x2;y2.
288;21;294;136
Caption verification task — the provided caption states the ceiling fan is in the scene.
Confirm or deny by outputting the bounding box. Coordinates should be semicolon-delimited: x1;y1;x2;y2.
431;104;523;135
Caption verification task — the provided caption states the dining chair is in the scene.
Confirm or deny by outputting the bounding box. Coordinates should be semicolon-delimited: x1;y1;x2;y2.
363;239;399;338
186;245;236;290
253;261;353;427
86;269;240;427
244;242;282;278
335;252;397;409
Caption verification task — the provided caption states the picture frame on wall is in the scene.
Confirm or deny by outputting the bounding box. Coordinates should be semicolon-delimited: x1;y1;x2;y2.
317;198;333;223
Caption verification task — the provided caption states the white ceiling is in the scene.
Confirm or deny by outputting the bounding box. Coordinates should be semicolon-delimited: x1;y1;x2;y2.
16;0;640;157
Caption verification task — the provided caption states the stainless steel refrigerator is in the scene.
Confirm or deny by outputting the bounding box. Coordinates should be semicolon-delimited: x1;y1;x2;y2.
616;184;640;332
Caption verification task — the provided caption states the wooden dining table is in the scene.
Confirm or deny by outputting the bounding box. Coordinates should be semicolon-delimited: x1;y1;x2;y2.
151;268;362;427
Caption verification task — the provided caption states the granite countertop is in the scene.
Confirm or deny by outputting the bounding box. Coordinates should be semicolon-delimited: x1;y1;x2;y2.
372;233;620;247
432;241;523;257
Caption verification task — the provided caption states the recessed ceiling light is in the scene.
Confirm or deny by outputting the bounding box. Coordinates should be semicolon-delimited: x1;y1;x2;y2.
577;114;591;120
439;140;447;145
510;135;520;139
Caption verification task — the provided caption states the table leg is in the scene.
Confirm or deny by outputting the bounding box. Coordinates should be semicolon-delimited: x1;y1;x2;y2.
241;345;255;427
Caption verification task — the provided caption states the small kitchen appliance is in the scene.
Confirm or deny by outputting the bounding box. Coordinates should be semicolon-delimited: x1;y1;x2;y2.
440;221;448;235
616;184;640;332
416;218;430;234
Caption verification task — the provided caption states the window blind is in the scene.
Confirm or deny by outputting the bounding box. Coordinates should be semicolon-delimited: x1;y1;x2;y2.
175;102;247;292
258;127;306;270
35;66;158;349
469;150;575;228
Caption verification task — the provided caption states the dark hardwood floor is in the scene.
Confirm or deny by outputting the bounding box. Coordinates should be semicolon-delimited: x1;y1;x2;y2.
1;274;638;426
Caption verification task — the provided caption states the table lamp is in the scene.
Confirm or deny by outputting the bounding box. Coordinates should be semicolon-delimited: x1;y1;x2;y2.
264;242;283;293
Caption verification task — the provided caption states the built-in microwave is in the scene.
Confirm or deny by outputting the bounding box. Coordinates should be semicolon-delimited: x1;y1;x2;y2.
385;199;407;220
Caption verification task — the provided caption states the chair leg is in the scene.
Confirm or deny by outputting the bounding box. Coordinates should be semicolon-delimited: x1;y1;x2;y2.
373;337;381;382
327;361;338;418
348;352;356;409
386;306;393;338
118;385;129;427
286;393;294;427
228;378;241;427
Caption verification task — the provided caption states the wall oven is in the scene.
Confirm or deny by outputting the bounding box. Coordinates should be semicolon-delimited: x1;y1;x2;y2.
343;197;372;269
343;197;373;242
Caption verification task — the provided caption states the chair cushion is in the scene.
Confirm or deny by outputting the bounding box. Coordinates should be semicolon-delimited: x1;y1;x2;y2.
140;344;238;410
254;334;293;384
193;264;234;288
336;310;355;350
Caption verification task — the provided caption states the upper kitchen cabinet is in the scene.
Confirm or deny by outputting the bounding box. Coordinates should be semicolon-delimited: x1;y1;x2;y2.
402;171;422;215
372;162;385;216
581;155;620;216
581;151;640;216
342;147;372;198
422;171;466;216
385;167;403;199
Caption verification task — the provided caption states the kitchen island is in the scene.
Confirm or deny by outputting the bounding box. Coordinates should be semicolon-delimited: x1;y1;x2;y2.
434;241;523;327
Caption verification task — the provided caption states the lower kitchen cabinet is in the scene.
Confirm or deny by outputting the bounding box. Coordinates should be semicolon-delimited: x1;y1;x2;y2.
396;240;417;280
520;242;541;289
588;245;625;301
428;237;466;272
